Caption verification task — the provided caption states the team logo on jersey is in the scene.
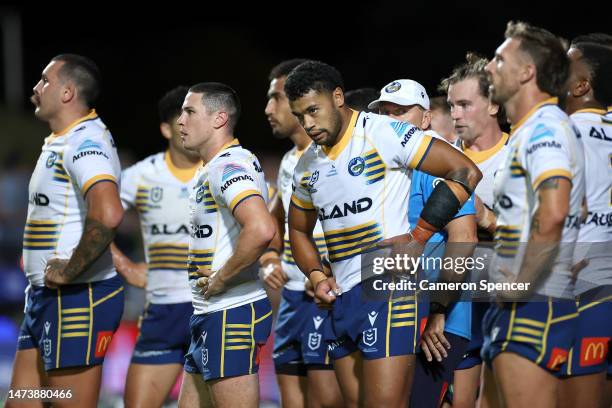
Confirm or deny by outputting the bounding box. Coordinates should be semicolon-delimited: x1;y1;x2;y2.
385;81;401;93
150;187;163;203
498;195;513;209
348;157;365;176
201;331;209;366
362;328;378;346
46;152;58;168
308;170;319;187
308;332;322;350
253;160;263;173
195;184;206;204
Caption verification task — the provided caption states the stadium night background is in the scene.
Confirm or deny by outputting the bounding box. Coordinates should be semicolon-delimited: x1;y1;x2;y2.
0;3;609;406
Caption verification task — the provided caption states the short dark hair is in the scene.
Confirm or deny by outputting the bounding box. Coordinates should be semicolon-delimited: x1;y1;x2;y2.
158;86;189;124
268;59;309;81
571;42;612;107
504;21;569;98
284;60;344;101
344;88;379;112
51;54;101;108
429;96;450;114
438;52;490;98
571;33;612;48
188;82;241;130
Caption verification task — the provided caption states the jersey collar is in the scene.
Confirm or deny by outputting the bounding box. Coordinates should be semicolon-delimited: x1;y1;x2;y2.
164;151;202;183
47;109;98;141
510;97;558;136
573;108;607;115
462;132;509;164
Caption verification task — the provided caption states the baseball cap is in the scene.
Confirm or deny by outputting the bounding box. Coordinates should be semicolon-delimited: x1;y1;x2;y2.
367;79;430;110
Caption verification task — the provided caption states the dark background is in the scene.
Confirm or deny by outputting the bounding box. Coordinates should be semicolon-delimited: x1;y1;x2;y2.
2;3;611;159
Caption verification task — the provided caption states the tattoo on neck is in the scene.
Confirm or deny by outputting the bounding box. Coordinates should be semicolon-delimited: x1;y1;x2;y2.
61;217;115;282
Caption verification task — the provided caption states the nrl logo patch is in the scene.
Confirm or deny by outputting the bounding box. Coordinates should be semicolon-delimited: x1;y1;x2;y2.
150;187;163;203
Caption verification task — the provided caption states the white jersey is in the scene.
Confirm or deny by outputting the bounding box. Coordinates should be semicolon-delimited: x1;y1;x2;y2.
492;98;585;299
462;133;510;209
291;110;434;292
570;109;612;293
23;110;121;286
121;151;199;304
188;139;268;314
278;147;327;291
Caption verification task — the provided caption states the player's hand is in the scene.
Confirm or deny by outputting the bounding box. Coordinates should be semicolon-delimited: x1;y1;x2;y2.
196;268;227;299
313;276;341;307
570;258;589;284
305;278;315;298
495;265;524;304
377;232;424;274
44;258;71;289
261;257;287;290
113;256;147;288
420;313;450;362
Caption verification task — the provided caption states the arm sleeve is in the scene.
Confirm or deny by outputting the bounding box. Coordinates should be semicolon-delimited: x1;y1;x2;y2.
118;164;140;210
63;133;119;197
290;162;316;211
371;118;435;170
522;123;573;191
209;161;265;213
422;175;476;218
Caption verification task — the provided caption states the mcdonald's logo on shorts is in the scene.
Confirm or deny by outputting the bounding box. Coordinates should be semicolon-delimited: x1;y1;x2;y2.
546;347;568;371
579;337;609;367
95;331;114;358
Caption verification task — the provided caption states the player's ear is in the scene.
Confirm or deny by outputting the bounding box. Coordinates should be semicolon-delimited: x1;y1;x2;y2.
160;123;172;140
488;102;500;116
61;82;76;104
572;78;591;98
422;110;432;129
214;111;229;129
333;87;345;108
520;62;536;85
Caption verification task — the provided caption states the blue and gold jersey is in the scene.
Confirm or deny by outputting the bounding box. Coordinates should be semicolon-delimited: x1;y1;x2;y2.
23;110;120;286
121;151;200;304
570;109;612;293
492;98;585;299
291;110;434;292
189;139;268;314
277;146;327;290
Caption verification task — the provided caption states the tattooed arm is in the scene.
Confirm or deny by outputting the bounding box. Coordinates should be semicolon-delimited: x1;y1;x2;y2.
499;177;571;300
45;181;124;288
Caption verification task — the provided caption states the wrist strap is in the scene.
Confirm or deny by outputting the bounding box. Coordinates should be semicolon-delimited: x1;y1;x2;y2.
308;269;328;288
411;219;437;244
